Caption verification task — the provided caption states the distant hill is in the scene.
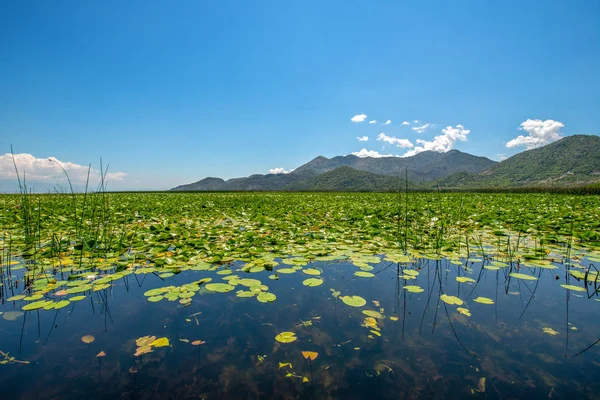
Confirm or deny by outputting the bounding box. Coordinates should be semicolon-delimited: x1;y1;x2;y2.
285;166;399;191
170;135;600;191
293;149;496;182
171;149;495;191
438;135;600;188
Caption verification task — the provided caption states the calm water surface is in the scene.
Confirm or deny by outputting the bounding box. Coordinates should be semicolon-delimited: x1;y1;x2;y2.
1;256;600;399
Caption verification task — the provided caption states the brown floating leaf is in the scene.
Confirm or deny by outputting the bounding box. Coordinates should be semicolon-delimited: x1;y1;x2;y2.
191;340;206;346
54;289;68;296
301;351;319;361
96;351;106;358
81;335;95;344
134;345;153;356
129;367;139;374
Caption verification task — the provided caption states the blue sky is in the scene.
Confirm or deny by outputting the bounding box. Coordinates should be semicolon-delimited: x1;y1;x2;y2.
1;1;599;191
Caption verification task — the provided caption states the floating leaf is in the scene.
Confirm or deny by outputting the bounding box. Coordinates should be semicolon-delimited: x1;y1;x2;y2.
2;311;24;321
276;268;296;274
136;335;157;347
302;278;323;287
542;327;559;336
303;268;321;276
301;351;318;361
6;295;25;301
389;316;399;321
440;294;463;305
404;285;424;293
134;345;153;356
509;273;538;281
22;300;52;311
362;310;384;319
456;276;476;283
150;337;170;347
256;292;277;303
54;299;71;309
96;351;106;357
69;295;86;301
275;331;297;343
81;335;95;344
65;284;93;294
148;295;164;302
204;283;235;293
354;271;375;278
191;340;206;346
457;307;472;317
560;284;586;292
340;295;367;307
473;297;494;305
23;294;43;301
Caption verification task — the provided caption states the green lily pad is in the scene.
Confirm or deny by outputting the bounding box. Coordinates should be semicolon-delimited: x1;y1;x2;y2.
256;292;277;303
303;268;321;276
275;331;297;343
303;278;324;287
22;300;52;311
440;294;463;305
509;272;538;281
205;283;235;293
473;297;494;305
354;271;375;278
560;284;586;292
340;295;367;307
404;285;424;293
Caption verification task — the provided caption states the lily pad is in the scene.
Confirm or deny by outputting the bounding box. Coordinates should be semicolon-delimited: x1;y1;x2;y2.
302;278;324;287
404;285;424;293
303;268;321;276
256;292;277;302
22;300;52;311
560;284;586;292
275;331;297;343
473;297;494;305
440;294;463;306
362;310;384;319
340;295;367;307
354;271;375;278
509;273;538;281
204;283;235;293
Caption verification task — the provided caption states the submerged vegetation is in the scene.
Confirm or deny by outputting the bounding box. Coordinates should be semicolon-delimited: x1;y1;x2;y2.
1;191;600;398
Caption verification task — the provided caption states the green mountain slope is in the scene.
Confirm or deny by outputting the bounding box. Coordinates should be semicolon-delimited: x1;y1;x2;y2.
439;135;600;188
285;166;399;191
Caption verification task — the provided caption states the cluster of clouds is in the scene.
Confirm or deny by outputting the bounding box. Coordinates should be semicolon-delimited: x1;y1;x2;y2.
506;119;564;150
268;167;291;174
349;113;567;159
0;153;126;186
352;125;469;158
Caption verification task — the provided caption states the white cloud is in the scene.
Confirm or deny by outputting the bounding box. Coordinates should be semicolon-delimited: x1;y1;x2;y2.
369;120;377;124
0;153;126;185
413;120;420;123
402;124;470;157
351;148;395;158
357;136;369;142
269;167;290;174
376;133;414;148
383;120;391;125
351;114;367;123
401;121;410;126
411;123;434;134
506;119;564;149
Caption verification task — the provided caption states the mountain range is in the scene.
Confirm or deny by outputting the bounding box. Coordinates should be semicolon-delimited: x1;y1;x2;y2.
171;135;600;191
